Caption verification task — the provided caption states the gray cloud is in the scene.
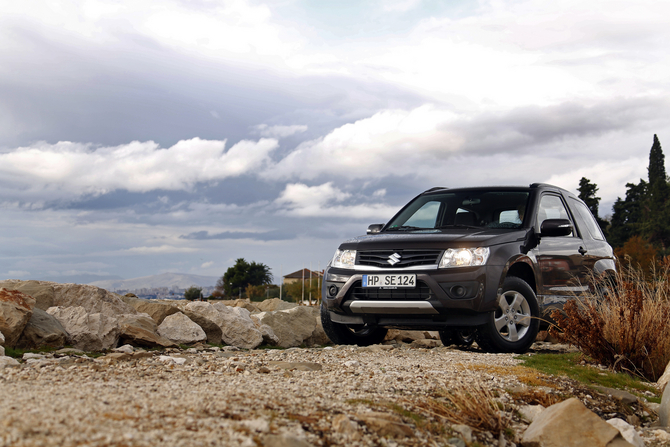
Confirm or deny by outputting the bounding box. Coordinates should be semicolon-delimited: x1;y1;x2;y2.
180;230;296;242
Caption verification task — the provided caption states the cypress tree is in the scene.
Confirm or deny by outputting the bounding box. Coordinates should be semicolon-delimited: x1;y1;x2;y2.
643;135;670;250
577;177;600;218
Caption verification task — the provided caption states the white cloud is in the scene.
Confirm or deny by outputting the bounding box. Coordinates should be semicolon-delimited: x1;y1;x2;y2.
253;124;308;138
7;270;30;277
200;261;214;269
125;245;197;254
0;137;278;198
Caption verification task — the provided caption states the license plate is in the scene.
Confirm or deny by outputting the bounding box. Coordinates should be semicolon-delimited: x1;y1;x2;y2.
362;274;416;288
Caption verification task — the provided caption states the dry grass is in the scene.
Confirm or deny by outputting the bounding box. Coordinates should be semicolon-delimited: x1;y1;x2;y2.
456;363;558;388
551;261;670;381
410;379;511;435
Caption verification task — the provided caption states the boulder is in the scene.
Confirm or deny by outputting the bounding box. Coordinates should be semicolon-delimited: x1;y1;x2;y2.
521;398;634;447
254;306;317;348
118;314;176;348
16;307;68;349
50;283;136;316
0;280;56;310
0;356;19;368
121;296;179;325
157;312;206;345
606;419;644;447
256;298;298;312
227;299;260;313
0;288;36;347
183;302;224;345
303;312;331;347
211;303;263;349
250;315;280;345
660;380;670;427
47;306;120;351
385;330;433;343
658;361;670;392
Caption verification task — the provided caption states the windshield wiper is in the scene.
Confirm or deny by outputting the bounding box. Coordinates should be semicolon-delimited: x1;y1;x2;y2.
386;225;423;232
436;224;481;230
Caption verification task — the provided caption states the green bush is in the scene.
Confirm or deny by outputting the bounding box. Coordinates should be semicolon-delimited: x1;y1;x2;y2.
184;286;202;301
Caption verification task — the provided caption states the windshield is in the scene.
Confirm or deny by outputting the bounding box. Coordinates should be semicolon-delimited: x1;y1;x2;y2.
386;190;529;231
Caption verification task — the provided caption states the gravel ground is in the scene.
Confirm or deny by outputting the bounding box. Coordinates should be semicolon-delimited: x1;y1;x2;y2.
1;343;668;447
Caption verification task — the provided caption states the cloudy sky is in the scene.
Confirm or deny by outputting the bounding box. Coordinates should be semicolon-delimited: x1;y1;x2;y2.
1;0;668;284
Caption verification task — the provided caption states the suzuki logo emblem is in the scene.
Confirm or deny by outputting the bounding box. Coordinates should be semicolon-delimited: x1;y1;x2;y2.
387;253;401;265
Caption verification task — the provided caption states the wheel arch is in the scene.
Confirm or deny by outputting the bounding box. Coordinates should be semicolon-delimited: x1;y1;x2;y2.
500;258;537;294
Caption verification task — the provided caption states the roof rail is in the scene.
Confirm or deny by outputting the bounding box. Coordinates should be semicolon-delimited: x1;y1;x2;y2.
425;186;449;192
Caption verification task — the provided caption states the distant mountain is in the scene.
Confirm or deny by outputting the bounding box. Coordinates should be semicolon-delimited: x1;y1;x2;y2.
88;272;219;291
40;273;125;285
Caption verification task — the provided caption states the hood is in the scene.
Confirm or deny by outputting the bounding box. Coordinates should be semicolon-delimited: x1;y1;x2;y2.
338;228;527;250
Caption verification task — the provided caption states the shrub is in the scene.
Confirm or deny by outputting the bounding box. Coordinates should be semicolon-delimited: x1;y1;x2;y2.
550;262;670;381
184;286;203;301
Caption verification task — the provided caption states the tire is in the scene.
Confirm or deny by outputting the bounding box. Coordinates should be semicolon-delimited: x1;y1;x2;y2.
439;328;476;348
476;276;539;354
320;303;388;346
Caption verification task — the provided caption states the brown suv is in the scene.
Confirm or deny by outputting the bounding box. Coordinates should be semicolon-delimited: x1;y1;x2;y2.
321;184;615;353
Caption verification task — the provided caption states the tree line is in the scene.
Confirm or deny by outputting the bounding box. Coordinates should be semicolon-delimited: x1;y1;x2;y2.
578;135;669;270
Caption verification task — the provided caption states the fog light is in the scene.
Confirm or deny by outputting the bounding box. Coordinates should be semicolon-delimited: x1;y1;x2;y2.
450;285;466;298
328;285;339;297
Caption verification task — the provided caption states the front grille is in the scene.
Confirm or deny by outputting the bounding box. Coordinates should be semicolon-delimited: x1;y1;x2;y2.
348;280;433;301
357;249;442;268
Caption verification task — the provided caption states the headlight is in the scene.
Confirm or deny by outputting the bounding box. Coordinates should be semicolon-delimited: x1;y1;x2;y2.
331;249;357;269
439;247;489;268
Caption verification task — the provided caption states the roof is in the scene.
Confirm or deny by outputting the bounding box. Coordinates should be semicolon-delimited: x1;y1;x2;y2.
283;268;324;279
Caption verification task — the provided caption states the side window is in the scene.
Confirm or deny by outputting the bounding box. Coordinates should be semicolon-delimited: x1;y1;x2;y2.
570;199;605;241
404;201;441;228
537;195;573;236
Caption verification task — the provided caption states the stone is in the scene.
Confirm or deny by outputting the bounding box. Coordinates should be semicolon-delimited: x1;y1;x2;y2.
255;298;298;312
355;412;414;438
121;296;180;325
0;346;4;357
261;434;312;447
521;398;634;447
659;379;670;427
607;418;645;447
0;356;19;368
118;314;176;348
183;302;224;345
158;355;187;365
157;312;206;345
0;288;36;347
303;313;331;347
254;306;317;348
0;280;56;310
332;414;361;440
451;424;473;444
50;283;137;316
518;404;545;423
0;330;5;345
250;315;279;345
210;303;263;349
410;339;441;348
385;329;427;343
595;386;638;405
113;344;134;354
228;299;260;313
47;306;121;351
16;307;68;349
658;361;670;392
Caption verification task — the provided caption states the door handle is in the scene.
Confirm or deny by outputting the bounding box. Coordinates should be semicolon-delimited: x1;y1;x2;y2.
578;246;587;255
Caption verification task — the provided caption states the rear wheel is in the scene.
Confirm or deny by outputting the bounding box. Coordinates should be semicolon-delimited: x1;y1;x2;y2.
320;303;388;346
476;276;539;354
439;328;476;348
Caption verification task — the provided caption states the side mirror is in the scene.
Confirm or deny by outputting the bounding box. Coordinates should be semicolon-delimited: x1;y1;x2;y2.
367;224;384;234
540;219;573;237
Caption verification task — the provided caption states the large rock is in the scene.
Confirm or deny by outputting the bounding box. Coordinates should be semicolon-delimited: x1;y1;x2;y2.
219;299;261;313
210;303;263;349
50;283;136;316
16;307;68;349
303;311;331;347
250;315;279;345
183;302;224;345
521;398;634;447
660;380;670;427
0;330;4;345
256;298;298;312
0;280;56;310
121;296;179;325
157;312;206;345
255;306;317;348
658;361;670;392
0;288;36;347
118;314;176;348
47;306;120;351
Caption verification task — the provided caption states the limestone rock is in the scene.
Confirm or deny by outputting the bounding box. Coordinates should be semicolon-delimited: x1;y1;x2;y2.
332;414;361;440
183;302;224;345
0;346;3;357
211;303;263;349
658;361;670;392
255;306;317;348
50;283;136;316
255;298;297;312
303;312;331;347
355;412;414;438
157;312;206;345
0;288;36;347
660;380;670;427
595;386;638;405
17;307;68;349
47;306;120;351
0;356;19;368
518;405;545;423
229;299;260;313
250;315;279;345
0;330;4;345
0;280;56;310
521;398;634;447
410;339;441;348
120;296;179;325
118;314;176;348
385;330;428;343
607;418;644;447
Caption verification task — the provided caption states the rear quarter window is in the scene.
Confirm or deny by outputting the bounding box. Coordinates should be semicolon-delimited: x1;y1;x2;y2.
570;199;606;241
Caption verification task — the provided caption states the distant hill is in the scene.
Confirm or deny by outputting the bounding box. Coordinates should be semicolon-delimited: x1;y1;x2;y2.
89;272;219;291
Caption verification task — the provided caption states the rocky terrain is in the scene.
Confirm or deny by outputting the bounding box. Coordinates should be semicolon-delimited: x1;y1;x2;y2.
2;280;670;446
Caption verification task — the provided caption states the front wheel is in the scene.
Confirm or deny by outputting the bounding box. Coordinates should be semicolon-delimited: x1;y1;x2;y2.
320;303;388;346
476;276;539;354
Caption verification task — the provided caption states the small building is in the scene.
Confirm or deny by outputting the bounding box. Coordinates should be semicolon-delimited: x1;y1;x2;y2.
283;269;323;285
